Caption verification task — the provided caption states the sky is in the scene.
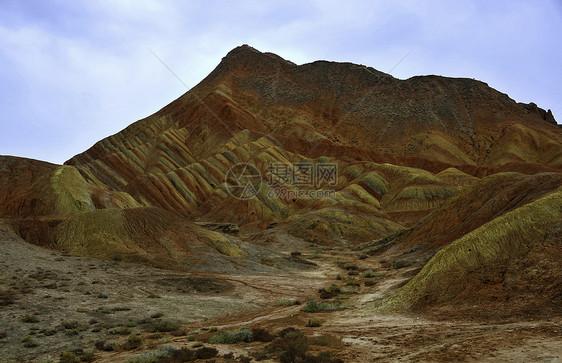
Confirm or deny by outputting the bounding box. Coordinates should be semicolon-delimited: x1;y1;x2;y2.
1;0;561;164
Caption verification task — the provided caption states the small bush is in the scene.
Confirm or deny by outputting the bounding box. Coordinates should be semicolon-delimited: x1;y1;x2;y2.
126;345;177;363
274;299;299;306
208;327;253;344
346;280;360;287
267;329;309;363
111;306;131;312
309;334;342;347
290;251;301;256
301;300;345;313
62;321;79;330
347;271;359;276
318;285;341;299
0;289;16;306
308;253;324;259
97;293;108;299
305;318;322;327
365;279;378;286
145;320;180;333
392;258;411;269
360;270;381;278
0;332;6;339
332;259;345;266
95;340;116;352
344;264;358;271
196;347;218;359
22;335;38;348
150;312;163;319
252;327;274;342
59;351;80;362
109;327;131;335
21;315;40;323
121;335;142;351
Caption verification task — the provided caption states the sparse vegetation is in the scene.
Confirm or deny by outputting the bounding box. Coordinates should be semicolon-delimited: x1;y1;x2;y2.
95;340;116;352
274;298;300;306
0;289;16;306
145;320;180;333
365;279;378;286
308;253;325;259
21;315;40;323
208;327;253;344
305;318;323;327
302;300;345;313
22;335;38;348
260;328;343;363
109;327;131;335
252;327;275;342
392;258;411;269
121;335;143;350
319;285;341;299
360;270;381;278
125;345;177;363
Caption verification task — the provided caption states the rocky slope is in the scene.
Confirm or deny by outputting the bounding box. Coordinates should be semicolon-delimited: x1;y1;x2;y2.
1;45;561;315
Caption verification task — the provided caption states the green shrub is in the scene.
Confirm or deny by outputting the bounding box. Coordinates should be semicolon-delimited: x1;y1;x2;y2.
392;258;412;269
121;335;142;351
305;318;323;327
125;345;177;363
301;300;345;313
360;270;382;278
95;340;116;352
109;327;131;335
269;329;309;363
145;320;180;333
22;335;38;348
319;285;341;299
365;279;378;286
274;299;299;306
308;253;325;259
97;293;108;299
208;327;253;344
21;315;40;323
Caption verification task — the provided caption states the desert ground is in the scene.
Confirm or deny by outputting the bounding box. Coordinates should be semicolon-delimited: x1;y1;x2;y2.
2;221;561;362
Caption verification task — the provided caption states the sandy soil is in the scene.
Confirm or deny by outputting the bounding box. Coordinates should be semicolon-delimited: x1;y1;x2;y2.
1;221;561;362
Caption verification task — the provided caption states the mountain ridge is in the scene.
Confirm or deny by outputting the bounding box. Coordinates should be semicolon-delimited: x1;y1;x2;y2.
2;45;562;319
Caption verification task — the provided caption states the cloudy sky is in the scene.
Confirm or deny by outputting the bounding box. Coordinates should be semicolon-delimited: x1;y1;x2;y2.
1;0;561;164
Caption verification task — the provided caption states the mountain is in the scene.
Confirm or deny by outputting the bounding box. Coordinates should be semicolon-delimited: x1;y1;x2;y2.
1;45;561;316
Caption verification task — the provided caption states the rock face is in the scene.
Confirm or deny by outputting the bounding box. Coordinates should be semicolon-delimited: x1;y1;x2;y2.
1;45;561;312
